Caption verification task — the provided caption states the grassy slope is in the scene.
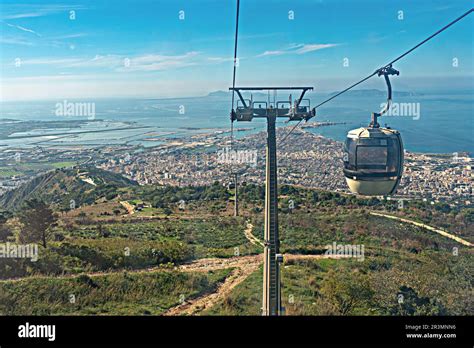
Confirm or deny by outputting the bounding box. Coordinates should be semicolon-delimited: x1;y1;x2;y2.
1;183;472;316
0;268;232;315
66;217;260;258
204;209;473;316
205;252;473;316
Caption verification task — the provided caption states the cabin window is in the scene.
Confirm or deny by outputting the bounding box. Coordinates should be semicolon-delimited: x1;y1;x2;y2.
356;138;388;171
344;138;357;170
356;146;388;167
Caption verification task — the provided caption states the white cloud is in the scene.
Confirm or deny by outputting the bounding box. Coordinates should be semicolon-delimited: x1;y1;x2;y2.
67;55;123;68
1;21;88;47
49;33;88;40
118;52;200;72
257;43;339;57
5;51;202;72
132;52;198;63
0;74;220;101
257;50;286;57
207;56;246;63
17;57;85;66
2;74;103;82
2;12;48;19
123;60;197;72
295;43;339;54
0;37;34;46
208;57;231;62
0;5;88;20
3;22;42;37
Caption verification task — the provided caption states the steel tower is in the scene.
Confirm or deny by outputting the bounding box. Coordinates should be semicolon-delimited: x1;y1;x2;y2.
230;86;314;315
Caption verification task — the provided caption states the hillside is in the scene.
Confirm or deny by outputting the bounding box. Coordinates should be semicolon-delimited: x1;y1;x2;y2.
0;166;137;211
0;183;472;315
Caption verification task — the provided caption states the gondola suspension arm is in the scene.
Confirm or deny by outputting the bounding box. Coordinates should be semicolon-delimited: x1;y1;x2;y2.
370;65;399;128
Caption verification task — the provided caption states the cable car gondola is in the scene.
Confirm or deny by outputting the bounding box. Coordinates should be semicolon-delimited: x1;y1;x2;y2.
343;65;404;196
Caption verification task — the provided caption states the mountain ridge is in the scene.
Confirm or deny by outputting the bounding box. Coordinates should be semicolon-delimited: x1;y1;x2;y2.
0;166;137;211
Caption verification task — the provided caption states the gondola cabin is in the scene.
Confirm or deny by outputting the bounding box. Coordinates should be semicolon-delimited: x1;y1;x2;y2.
343;126;404;196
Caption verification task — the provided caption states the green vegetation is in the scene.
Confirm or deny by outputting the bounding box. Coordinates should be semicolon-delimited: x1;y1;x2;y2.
17;199;57;248
0;168;22;177
0;268;232;315
50;161;77;169
274;210;466;254
0;162;80;180
205;265;262;315
64;217;259;258
206;253;473;316
0;169;471;316
0;238;192;279
138;181;231;209
0;166;137;211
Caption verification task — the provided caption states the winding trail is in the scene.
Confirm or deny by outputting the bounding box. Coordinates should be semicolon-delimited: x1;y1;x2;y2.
163;221;350;316
163;255;261;316
370;212;473;247
163;222;264;316
0;255;261;284
244;222;264;247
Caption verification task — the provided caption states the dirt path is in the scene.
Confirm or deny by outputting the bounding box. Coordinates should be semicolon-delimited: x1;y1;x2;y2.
120;201;135;215
163;252;353;316
2;245;349;317
1;222;352;315
163;223;354;316
178;254;261;273
164;255;262;316
0;255;262;284
244;222;264;247
370;212;473;247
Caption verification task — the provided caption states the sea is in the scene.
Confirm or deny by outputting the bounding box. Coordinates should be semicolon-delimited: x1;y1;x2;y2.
0;91;472;154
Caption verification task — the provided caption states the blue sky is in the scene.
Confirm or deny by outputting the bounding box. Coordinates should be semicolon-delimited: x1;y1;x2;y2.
0;0;472;101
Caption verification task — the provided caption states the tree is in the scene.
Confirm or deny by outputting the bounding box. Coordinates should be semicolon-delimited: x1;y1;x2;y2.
18;199;57;248
390;286;446;316
163;206;172;216
96;223;110;238
78;211;88;223
319;269;374;315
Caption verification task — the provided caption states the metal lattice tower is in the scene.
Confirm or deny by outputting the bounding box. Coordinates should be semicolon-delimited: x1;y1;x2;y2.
263;112;280;315
230;86;314;315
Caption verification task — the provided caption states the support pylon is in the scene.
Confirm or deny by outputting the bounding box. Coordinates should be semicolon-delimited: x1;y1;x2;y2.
262;114;281;316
